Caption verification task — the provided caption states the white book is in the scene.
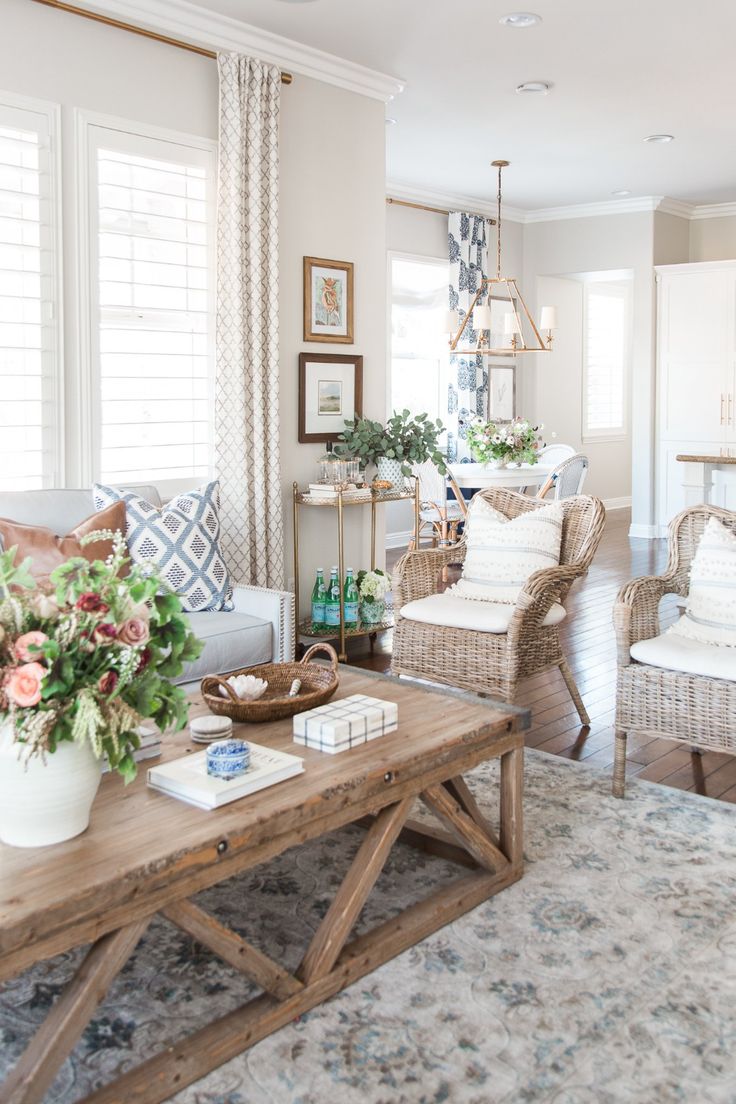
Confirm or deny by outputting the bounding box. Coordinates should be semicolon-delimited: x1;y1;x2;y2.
147;742;304;810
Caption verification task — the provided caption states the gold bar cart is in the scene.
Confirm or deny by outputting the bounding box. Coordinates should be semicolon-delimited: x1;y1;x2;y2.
292;481;421;662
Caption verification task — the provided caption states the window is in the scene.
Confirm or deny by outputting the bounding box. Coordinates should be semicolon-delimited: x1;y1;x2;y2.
0;98;60;490
86;122;215;485
390;254;449;428
582;279;631;440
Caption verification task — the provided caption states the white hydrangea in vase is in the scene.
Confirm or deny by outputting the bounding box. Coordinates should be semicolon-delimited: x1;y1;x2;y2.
356;569;391;625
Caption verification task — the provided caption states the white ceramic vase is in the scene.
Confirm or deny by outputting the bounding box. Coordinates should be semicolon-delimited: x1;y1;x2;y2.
485;457;507;470
0;721;102;848
376;457;405;488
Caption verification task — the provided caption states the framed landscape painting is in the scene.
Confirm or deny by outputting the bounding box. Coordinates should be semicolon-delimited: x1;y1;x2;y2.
298;353;363;443
303;256;354;343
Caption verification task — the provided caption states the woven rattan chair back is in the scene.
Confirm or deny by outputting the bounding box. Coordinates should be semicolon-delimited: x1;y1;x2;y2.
549;453;589;499
667;504;736;594
413;459;448;508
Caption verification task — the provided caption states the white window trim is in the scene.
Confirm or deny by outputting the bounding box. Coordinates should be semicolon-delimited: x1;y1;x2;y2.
74;108;217;496
581;279;632;445
0;89;63;487
387;249;449;417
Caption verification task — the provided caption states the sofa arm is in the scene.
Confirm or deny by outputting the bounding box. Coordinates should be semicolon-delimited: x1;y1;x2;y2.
232;585;295;663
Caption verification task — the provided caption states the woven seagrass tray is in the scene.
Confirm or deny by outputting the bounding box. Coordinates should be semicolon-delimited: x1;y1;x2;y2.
200;642;339;724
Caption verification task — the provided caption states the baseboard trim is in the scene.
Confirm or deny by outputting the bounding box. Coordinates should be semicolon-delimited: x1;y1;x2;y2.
385;529;414;550
628;523;660;539
603;496;632;511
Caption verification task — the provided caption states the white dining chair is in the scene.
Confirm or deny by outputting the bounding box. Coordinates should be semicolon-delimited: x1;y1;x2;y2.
537;453;589;500
408;460;467;551
538;442;576;467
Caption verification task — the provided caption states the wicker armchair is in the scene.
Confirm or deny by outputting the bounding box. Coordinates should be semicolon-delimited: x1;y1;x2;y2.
613;504;736;798
391;488;606;722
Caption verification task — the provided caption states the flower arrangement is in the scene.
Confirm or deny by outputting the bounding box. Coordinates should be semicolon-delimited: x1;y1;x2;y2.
0;530;203;781
356;569;391;604
466;417;545;466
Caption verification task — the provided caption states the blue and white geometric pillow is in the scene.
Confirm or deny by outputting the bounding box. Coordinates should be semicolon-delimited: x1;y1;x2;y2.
93;481;234;613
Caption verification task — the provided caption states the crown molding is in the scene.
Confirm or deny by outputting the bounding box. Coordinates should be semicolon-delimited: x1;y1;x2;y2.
689;201;736;221
385;180;527;223
386;184;736;225
66;0;405;101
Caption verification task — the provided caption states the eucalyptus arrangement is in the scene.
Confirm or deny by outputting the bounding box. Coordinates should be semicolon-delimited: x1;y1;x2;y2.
466;417;545;467
337;410;447;478
0;531;203;782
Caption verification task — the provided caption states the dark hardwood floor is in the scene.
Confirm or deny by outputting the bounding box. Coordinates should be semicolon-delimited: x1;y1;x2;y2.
347;509;736;805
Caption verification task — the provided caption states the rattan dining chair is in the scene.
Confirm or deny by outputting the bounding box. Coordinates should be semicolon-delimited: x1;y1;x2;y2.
537;453;589;500
612;504;736;797
407;460;467;551
392;488;606;722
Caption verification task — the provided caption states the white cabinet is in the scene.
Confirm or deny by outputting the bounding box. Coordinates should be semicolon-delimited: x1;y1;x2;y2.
656;262;736;532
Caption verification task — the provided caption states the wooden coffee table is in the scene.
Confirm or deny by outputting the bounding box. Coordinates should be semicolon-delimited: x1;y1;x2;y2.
0;666;528;1104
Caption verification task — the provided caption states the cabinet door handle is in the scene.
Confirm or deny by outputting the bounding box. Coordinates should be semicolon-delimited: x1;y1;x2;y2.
721;394;726;425
729;394;733;426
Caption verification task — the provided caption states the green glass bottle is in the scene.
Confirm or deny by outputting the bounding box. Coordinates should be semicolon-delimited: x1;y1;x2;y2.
324;566;341;629
311;568;326;632
343;567;359;628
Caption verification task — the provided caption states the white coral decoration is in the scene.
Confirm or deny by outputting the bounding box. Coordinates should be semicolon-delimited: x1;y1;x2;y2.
220;674;268;701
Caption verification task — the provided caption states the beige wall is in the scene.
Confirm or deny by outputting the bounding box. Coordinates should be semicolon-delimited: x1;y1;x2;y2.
2;0;387;609
523;213;655;526
690;217;736;262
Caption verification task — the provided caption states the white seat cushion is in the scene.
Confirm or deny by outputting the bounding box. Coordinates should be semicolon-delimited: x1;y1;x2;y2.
399;592;566;634
667;516;736;647
450;496;563;604
630;632;736;682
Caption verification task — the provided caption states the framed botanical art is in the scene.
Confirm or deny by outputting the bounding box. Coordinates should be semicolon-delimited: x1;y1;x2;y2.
298;353;363;443
489;363;516;423
303;256;354;343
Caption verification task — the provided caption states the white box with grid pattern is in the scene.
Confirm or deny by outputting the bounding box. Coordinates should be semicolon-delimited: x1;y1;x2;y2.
293;694;398;754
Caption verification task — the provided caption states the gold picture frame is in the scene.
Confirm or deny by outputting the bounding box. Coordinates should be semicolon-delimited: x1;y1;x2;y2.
303;256;354;344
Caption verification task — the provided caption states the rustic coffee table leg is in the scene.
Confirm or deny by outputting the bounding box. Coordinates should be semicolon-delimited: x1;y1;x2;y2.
500;746;524;869
2;917;150;1104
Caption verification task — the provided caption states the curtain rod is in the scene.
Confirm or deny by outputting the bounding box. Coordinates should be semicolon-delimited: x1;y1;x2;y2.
386;197;495;224
31;0;294;83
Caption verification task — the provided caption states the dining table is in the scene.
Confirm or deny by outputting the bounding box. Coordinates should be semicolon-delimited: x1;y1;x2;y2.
449;461;554;493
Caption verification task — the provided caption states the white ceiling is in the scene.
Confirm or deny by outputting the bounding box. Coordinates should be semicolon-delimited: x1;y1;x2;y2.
152;0;736;209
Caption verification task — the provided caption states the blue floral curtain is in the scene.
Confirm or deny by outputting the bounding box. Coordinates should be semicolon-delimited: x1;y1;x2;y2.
447;213;488;461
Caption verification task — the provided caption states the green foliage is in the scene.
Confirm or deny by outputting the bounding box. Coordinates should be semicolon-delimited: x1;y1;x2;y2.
336;410;447;477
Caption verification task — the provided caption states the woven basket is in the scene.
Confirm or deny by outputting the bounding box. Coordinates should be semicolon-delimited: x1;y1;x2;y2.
200;643;339;724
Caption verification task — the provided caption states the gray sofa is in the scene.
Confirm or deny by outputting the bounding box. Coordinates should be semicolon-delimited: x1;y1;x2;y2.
0;486;295;684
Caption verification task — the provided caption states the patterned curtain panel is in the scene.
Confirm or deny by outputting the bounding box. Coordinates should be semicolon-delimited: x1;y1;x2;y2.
215;53;284;588
447;213;488;462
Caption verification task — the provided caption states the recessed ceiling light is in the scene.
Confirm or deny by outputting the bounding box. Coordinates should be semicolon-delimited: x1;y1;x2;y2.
500;12;542;27
515;81;551;95
611;189;631;197
385;117;397;126
644;134;674;143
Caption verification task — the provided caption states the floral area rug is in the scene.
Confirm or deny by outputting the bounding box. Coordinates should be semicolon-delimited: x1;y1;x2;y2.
2;748;736;1104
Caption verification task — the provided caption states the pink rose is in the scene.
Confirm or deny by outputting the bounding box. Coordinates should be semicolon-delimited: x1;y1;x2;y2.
93;623;118;645
98;670;118;695
118;618;149;647
14;631;48;663
5;662;46;708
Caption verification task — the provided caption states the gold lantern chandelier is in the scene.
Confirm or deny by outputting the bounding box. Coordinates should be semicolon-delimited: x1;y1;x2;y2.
447;160;556;355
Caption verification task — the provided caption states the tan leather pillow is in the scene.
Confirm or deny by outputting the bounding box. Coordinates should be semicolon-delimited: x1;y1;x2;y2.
0;501;127;583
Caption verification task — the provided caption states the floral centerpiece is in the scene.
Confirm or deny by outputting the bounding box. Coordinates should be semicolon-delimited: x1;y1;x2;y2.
466;417;545;468
356;568;391;625
0;530;203;848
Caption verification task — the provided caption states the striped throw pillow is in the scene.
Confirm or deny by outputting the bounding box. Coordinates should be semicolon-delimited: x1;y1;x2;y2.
450;497;564;604
668;516;736;647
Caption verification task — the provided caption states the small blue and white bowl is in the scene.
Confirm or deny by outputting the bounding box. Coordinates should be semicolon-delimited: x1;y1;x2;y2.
206;738;250;781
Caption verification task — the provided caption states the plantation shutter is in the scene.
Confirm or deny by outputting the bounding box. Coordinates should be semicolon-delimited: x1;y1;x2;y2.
90;127;215;484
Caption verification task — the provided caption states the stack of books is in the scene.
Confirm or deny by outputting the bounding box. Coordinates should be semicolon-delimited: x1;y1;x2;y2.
147;742;304;809
293;694;398;754
306;483;369;501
